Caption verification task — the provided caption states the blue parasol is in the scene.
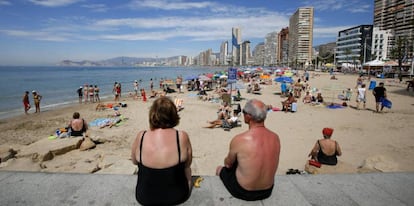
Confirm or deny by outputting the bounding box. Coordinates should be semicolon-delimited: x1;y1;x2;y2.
274;76;293;83
185;74;198;81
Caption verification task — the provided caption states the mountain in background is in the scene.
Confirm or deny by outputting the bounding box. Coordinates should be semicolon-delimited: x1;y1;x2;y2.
58;56;180;66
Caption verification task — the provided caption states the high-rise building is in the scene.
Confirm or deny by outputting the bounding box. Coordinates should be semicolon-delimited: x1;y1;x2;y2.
288;7;314;68
220;41;229;66
335;25;373;66
373;0;413;62
232;27;242;66
278;27;289;66
264;31;278;66
374;0;413;39
241;41;251;66
253;43;265;66
372;27;394;61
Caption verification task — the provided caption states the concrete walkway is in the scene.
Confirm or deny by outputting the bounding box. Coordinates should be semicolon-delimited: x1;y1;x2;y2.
0;171;413;205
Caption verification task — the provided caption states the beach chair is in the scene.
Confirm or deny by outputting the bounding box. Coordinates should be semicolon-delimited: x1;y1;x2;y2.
221;93;231;105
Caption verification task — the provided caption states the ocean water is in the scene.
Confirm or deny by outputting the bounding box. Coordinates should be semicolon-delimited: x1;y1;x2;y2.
0;66;224;119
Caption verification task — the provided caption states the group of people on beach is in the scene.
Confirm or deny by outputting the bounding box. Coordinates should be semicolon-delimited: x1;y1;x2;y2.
354;75;389;112
77;84;100;104
22;90;42;114
129;96;343;205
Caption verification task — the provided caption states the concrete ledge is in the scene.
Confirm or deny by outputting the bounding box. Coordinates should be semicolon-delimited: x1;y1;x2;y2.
0;171;413;206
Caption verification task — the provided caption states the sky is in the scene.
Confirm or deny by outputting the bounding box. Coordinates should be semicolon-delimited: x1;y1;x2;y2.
0;0;374;66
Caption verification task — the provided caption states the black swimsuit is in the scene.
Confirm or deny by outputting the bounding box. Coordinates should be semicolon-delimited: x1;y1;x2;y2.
70;119;86;136
219;160;273;201
135;130;190;206
317;140;338;165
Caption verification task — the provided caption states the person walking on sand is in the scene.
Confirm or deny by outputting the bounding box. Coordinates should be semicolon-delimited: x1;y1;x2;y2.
22;91;31;114
356;84;366;110
32;90;42;113
216;99;281;201
373;82;387;113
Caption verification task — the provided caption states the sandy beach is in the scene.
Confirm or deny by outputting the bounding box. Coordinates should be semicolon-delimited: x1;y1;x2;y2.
0;72;413;175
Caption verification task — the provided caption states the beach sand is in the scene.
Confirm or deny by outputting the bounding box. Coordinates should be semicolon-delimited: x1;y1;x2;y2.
0;72;413;175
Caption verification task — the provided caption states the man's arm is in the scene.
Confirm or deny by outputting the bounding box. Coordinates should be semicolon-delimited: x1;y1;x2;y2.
224;137;238;168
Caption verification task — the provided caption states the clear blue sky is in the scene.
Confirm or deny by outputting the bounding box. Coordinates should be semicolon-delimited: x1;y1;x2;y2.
0;0;373;65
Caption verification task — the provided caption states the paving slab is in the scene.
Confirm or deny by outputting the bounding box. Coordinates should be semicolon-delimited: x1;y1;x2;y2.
0;171;412;206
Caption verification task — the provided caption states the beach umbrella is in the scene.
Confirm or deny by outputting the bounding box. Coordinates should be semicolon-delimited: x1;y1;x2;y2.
283;71;294;77
274;76;293;83
198;75;211;81
219;75;228;79
185;74;198;81
260;74;270;79
205;73;214;78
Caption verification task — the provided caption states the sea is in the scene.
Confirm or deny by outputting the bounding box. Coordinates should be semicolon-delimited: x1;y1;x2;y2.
0;66;225;120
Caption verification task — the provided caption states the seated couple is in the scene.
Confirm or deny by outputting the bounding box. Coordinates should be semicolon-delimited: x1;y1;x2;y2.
131;98;280;205
67;112;88;137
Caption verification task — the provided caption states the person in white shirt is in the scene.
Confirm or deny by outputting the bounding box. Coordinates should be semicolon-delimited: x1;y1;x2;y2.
356;84;366;110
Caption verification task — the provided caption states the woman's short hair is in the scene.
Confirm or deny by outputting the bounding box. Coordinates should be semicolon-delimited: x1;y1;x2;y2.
73;112;80;119
243;99;267;122
149;97;180;129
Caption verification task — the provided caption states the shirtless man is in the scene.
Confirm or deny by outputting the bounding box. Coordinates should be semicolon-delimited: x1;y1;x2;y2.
68;112;88;137
216;99;281;201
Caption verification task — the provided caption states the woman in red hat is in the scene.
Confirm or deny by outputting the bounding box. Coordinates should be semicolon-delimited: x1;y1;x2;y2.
308;127;342;165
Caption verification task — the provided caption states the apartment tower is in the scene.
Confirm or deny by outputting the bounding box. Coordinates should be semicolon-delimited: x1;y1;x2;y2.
288;7;314;68
374;0;413;61
232;27;242;66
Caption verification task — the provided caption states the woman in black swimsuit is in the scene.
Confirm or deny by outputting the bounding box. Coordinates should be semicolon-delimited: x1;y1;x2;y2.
131;97;193;205
308;127;342;165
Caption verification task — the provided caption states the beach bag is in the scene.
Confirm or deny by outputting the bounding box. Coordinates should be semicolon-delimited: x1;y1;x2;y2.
291;102;297;112
309;159;321;168
381;98;392;109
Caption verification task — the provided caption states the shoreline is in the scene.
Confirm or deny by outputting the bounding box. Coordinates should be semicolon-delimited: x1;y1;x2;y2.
1;72;414;175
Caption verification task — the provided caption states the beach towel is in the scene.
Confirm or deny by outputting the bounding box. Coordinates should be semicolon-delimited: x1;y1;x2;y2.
326;104;344;109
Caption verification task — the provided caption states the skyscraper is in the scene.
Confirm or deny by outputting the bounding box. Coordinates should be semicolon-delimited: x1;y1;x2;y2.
220;41;229;66
232;27;242;66
374;0;413;62
278;27;289;66
374;0;414;39
288;7;314;68
264;31;278;66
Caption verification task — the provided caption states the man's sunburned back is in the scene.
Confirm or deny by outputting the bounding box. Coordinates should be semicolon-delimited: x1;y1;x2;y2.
234;127;280;191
